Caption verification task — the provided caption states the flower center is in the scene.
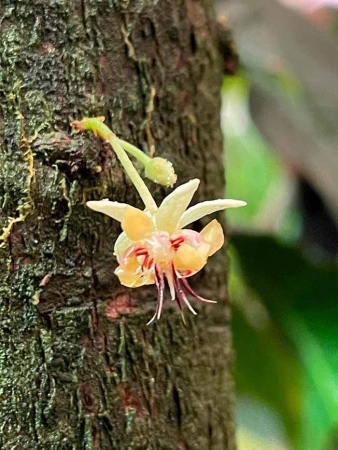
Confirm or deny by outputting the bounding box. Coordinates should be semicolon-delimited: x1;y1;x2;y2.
120;229;208;276
144;232;174;267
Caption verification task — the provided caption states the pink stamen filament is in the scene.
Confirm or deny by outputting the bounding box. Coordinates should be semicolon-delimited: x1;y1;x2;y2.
172;268;197;317
146;264;216;324
147;265;165;325
180;278;217;304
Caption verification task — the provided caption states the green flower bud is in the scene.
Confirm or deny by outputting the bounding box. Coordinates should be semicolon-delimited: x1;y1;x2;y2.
144;157;177;187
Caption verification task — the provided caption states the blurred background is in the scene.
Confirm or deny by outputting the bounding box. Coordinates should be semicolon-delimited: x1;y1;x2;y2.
215;0;338;448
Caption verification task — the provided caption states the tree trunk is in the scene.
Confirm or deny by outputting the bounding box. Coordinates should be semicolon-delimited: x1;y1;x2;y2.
0;1;236;449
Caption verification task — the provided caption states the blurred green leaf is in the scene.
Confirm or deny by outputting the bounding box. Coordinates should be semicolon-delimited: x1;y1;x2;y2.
232;304;302;443
288;312;338;450
223;77;286;223
237;398;290;450
230;246;302;444
232;235;338;310
222;76;301;242
232;235;338;449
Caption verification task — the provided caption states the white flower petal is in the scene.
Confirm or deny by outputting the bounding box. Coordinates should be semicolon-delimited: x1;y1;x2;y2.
178;199;247;229
114;232;134;262
155;179;200;233
87;200;131;222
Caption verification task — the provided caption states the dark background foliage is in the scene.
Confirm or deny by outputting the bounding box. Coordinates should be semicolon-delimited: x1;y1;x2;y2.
217;0;338;448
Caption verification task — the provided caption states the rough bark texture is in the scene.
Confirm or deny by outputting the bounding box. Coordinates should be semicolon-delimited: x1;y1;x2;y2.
0;1;236;449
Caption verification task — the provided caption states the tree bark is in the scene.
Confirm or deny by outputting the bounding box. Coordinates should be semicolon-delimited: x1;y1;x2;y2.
0;1;236;449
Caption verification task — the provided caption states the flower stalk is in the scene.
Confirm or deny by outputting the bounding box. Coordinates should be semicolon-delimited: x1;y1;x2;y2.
70;116;158;212
118;139;177;188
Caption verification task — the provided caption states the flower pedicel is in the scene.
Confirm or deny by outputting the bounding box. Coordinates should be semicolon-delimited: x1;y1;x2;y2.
71;117;246;324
